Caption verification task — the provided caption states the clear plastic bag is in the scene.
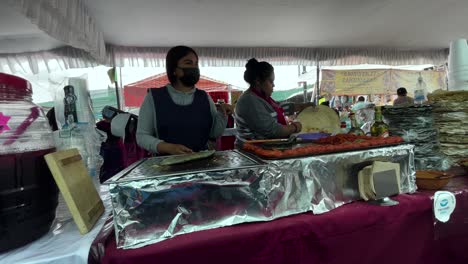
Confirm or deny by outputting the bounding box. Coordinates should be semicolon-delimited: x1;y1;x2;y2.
52;75;105;177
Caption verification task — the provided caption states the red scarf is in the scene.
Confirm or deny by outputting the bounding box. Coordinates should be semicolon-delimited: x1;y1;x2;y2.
250;89;287;125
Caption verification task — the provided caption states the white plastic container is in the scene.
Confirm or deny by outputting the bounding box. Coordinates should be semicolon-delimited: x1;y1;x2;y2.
448;38;468;91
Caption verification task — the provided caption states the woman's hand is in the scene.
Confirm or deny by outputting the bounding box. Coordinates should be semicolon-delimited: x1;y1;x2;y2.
280;121;303;137
217;103;233;116
157;142;193;155
291;121;302;133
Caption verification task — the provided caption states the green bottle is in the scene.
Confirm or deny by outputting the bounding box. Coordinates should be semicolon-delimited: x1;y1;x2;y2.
371;106;389;137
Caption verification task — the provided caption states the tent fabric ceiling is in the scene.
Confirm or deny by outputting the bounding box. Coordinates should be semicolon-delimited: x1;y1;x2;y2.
83;0;467;49
4;0;106;61
0;2;64;54
2;0;467;73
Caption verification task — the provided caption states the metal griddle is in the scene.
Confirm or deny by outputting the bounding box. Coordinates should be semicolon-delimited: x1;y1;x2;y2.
105;150;266;184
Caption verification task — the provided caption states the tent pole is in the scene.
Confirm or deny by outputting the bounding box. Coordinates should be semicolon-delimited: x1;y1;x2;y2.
108;67;121;110
303;81;307;103
301;66;308;103
114;67;122;110
315;60;320;104
119;67;125;108
114;80;121;110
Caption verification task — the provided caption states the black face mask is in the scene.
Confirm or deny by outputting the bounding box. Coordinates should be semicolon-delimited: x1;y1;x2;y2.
178;67;200;87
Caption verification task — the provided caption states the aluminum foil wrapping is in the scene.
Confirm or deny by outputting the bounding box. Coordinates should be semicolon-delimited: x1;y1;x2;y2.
109;145;416;249
270;144;417;214
110;167;311;249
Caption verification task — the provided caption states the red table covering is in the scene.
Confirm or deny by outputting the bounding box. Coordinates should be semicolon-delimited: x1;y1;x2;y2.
100;175;468;264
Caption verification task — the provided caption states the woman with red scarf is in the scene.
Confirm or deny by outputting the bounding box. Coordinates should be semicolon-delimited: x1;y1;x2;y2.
235;58;305;141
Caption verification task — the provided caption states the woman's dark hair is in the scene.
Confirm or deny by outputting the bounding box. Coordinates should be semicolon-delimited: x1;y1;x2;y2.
397;87;408;96
166;46;199;85
243;58;274;86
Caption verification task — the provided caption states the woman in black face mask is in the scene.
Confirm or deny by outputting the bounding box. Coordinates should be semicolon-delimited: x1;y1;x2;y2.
136;46;233;155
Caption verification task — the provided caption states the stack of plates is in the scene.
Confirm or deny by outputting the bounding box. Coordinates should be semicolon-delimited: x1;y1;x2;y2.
382;105;451;170
429;90;468;162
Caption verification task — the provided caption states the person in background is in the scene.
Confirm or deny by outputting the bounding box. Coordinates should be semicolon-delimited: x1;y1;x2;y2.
341;95;351;109
136;46;232;155
318;96;327;106
351;96;364;110
351;96;371;111
96;107;124;182
393;87;414;106
235;58;308;141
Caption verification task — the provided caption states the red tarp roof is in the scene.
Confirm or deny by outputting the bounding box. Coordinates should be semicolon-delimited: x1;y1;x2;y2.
123;73;242;107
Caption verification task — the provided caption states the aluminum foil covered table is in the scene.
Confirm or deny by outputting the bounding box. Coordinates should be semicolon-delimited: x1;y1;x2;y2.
107;145;416;249
281;144;417;213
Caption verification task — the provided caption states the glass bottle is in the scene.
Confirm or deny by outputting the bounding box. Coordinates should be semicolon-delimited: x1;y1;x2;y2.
63;85;78;126
347;112;365;136
371;106;389;137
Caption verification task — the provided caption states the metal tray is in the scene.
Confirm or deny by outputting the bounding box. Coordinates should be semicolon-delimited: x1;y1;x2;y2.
104;150;266;184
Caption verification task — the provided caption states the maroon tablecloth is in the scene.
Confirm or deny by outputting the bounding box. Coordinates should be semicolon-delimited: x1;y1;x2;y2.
101;176;468;264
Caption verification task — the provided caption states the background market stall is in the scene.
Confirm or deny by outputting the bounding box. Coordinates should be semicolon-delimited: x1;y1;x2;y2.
123;73;243;108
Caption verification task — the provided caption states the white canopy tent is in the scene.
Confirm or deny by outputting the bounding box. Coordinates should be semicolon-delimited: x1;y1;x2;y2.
0;2;462;263
1;0;465;75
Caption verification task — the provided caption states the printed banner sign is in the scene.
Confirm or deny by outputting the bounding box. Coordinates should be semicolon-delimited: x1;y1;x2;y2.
321;69;447;96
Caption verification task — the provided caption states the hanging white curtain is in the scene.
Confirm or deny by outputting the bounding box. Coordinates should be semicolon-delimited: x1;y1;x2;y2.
109;46;448;67
1;45;449;75
317;48;449;66
108;46;318;67
0;46;98;75
8;0;106;63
